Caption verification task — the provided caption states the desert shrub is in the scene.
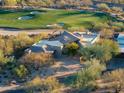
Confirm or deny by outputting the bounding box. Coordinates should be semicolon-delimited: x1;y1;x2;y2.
13;65;28;79
98;39;120;56
80;45;112;62
112;22;124;32
111;7;123;12
19;53;55;70
100;28;114;38
97;3;110;11
104;69;124;93
68;27;86;32
26;76;63;93
4;0;17;6
0;33;48;58
0;49;14;66
93;23;109;31
72;59;105;91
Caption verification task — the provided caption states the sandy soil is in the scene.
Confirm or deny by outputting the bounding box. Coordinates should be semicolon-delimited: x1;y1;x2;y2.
40;57;83;78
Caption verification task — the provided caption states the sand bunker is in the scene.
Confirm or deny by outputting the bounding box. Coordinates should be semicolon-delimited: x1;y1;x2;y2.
18;16;33;20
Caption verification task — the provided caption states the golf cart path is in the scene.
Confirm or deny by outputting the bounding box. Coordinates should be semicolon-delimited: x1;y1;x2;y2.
0;28;55;36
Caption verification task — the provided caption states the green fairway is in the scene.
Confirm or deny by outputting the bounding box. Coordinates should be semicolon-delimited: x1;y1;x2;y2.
0;9;116;29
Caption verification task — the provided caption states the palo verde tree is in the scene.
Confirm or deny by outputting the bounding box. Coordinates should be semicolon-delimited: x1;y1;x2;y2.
73;59;105;91
79;39;119;62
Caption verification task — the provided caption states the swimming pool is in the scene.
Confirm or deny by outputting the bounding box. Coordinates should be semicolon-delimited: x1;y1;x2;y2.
117;34;124;53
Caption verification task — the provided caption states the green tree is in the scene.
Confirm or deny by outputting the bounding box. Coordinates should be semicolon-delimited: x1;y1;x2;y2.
13;65;28;78
65;42;79;56
26;76;63;93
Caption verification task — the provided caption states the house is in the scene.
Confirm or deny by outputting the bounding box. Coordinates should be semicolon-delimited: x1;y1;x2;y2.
116;33;124;53
27;31;99;57
73;31;100;47
27;31;80;58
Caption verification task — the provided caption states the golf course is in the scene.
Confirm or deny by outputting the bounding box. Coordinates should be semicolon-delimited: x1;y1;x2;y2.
0;9;117;29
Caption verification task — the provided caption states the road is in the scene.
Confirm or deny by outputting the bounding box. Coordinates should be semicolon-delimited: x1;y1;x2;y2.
0;28;55;36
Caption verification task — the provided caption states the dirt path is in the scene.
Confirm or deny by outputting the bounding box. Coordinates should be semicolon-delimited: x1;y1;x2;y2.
0;85;20;92
0;28;55;36
41;57;83;78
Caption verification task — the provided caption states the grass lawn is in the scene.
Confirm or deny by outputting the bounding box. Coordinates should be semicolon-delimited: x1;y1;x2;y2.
0;9;117;29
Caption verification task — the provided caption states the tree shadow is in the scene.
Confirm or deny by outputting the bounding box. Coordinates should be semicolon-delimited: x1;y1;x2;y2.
59;11;92;17
106;58;124;71
93;12;117;21
0;9;13;14
0;9;47;14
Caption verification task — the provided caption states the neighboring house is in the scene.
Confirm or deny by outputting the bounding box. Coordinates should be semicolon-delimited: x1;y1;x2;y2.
116;34;124;53
27;31;99;57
